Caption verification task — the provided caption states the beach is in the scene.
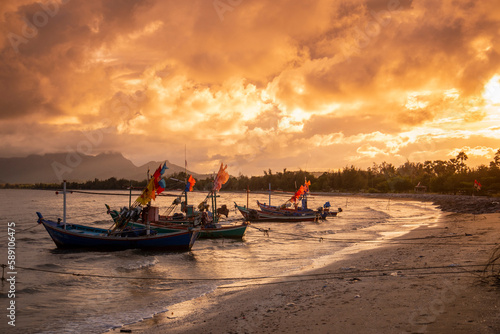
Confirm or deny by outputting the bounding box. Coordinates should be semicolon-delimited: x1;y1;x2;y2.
110;198;500;334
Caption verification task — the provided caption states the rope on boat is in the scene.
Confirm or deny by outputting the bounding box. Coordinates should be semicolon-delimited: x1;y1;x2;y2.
1;218;495;247
258;229;498;246
62;211;108;220
244;226;494;245
0;223;41;239
60;190;179;197
247;224;271;237
6;263;490;285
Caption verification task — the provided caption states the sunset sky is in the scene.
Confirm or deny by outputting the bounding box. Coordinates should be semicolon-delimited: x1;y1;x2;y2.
1;0;499;176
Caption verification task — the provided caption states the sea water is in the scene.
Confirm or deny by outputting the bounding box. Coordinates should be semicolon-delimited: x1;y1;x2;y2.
0;189;440;333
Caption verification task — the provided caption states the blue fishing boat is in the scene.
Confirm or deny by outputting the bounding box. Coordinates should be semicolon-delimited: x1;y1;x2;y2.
37;165;199;251
36;212;199;251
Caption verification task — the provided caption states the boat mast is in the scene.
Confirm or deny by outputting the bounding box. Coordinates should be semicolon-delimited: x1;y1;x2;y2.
63;180;67;229
211;189;218;224
269;183;271;205
211;169;219;224
184;145;188;205
129;180;132;208
303;177;308;209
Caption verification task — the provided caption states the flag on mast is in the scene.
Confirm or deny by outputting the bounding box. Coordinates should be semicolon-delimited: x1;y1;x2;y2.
304;180;311;193
135;163;168;205
185;175;196;192
213;163;229;191
290;185;305;203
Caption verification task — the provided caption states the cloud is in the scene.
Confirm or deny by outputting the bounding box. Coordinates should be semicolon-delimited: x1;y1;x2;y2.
0;0;499;176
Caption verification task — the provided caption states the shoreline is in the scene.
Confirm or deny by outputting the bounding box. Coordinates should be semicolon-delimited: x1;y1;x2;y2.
315;192;500;215
251;190;500;214
106;199;500;334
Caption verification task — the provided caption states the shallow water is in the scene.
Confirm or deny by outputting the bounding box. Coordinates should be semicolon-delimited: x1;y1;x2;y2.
0;189;440;333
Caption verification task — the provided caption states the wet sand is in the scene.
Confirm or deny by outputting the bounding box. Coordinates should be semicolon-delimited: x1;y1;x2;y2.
110;210;500;334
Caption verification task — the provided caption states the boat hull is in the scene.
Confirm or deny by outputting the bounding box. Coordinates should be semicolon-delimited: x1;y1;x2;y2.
257;201;338;217
234;204;321;222
128;221;248;239
37;213;199;251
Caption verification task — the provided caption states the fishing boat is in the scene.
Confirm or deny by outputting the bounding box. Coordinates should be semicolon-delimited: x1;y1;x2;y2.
257;200;341;217
36;212;199;251
256;180;342;218
127;220;248;239
234;203;324;222
116;203;247;239
37;164;200;251
106;165;248;239
110;206;248;239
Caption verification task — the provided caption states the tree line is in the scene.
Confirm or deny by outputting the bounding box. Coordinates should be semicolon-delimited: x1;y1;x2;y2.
2;150;499;195
194;150;500;195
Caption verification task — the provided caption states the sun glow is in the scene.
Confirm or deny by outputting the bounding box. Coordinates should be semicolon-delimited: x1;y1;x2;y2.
404;91;431;110
483;75;500;105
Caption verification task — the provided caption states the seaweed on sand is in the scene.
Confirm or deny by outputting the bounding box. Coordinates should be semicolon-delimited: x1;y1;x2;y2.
483;244;500;286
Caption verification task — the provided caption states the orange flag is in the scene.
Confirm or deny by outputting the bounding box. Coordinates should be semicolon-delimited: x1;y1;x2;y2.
290;185;305;202
186;175;196;192
304;180;311;193
213;163;229;191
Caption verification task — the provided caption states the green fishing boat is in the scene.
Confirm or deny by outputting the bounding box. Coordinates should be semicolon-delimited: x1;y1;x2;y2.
127;220;248;239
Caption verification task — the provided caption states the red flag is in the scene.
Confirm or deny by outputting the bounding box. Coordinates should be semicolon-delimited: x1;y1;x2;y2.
156;178;166;194
153;164;162;181
153;164;167;193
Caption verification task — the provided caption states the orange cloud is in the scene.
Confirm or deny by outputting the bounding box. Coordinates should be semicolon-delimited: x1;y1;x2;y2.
0;0;499;175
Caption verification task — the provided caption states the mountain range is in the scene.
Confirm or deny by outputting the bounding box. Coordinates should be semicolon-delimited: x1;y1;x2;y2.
0;152;209;184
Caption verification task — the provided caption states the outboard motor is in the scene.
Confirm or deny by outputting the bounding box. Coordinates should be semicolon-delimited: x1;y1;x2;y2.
130;207;142;221
119;207;128;219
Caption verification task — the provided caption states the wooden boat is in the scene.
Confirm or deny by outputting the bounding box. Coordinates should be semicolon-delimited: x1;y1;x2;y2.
107;203;248;239
37;166;204;251
257;200;341;217
255;180;342;219
149;164;242;238
180;222;247;239
127;220;248;239
234;203;324;222
36;212;199;251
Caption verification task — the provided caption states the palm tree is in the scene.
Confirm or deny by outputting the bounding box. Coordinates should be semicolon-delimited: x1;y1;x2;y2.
494;149;500;167
456;151;468;173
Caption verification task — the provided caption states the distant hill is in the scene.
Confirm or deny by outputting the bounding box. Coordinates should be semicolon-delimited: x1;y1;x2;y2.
0;152;209;184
